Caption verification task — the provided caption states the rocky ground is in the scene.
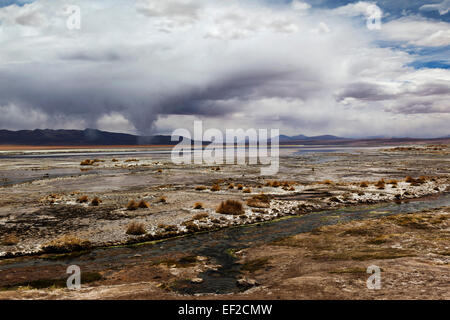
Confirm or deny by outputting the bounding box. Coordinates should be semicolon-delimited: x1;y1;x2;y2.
0;144;449;299
0;205;448;300
1;144;449;257
232;206;450;300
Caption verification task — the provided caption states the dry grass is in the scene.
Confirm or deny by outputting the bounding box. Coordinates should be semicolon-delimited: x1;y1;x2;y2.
193;202;204;209
42;236;92;253
77;195;89;203
182;220;201;233
2;234;19;246
216;199;245;215
80;159;103;166
137;200;150;208
80;159;95;166
90;197;102;206
405;176;426;186
127;200;139;211
195;186;207;191
156;196;167;203
272;181;281;187
417;176;427;184
375;179;385;189
158;224;178;232
243;187;252;193
246;193;271;208
211;184;221;192
405;176;415;183
282;181;294;188
126;222;146;235
266;180;281;187
323;180;333;185
193;212;209;220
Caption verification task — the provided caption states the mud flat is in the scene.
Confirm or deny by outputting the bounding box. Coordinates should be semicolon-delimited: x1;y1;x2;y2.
0;144;449;299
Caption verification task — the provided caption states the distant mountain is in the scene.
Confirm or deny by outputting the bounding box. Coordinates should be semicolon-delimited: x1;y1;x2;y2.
0;129;179;146
276;134;345;142
0;129;448;147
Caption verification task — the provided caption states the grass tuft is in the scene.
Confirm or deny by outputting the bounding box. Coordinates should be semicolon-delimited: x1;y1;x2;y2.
216;199;244;215
375;179;385;189
193;212;209;220
77;195;89;203
90;197;102;206
126;222;146;235
137;200;150;208
127;200;139;211
246;193;271;208
359;181;369;188
2;234;19;246
156;196;167;203
42;236;92;253
193;202;204;209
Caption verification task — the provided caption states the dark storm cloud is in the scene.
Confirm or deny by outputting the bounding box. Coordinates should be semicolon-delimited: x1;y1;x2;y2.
336;82;396;101
59;51;123;62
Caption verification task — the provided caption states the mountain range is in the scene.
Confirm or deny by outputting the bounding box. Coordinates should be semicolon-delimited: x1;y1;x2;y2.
0;128;448;146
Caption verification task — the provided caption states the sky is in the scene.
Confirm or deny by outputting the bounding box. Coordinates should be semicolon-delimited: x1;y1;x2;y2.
0;0;449;138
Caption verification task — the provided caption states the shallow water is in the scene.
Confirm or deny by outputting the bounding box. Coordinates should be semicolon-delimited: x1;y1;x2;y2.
2;193;449;294
0;146;378;186
0;168;120;187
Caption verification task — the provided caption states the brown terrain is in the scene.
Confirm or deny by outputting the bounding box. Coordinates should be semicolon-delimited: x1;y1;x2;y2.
0;143;449;299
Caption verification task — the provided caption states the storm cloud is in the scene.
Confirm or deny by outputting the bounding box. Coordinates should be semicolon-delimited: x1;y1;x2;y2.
0;0;449;137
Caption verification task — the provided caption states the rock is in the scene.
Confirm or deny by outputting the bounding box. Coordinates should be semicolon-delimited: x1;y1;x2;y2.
191;277;204;284
237;277;259;288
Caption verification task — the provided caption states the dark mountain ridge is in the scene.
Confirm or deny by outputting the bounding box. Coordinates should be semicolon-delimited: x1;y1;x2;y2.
0;129;448;146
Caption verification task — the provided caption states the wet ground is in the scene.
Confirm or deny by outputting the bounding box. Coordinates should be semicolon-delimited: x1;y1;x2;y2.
0;144;449;299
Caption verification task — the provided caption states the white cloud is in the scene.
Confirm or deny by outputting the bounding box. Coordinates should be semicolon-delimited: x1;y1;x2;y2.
420;0;450;15
332;1;377;17
380;16;450;47
311;22;331;34
97;112;137;134
292;1;311;11
0;0;448;138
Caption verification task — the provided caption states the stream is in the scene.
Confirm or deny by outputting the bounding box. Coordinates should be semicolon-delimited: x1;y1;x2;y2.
1;193;449;294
